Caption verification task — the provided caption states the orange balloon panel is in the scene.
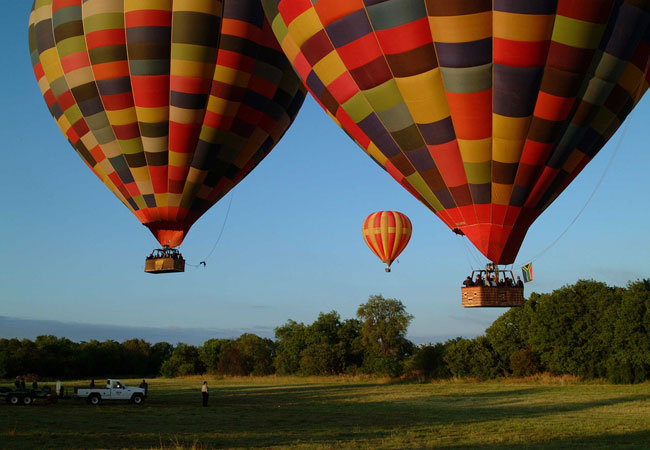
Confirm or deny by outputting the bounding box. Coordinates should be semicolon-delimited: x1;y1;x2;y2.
362;211;412;268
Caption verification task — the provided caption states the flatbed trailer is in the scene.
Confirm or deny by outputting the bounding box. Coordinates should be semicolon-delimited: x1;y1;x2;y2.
0;387;57;406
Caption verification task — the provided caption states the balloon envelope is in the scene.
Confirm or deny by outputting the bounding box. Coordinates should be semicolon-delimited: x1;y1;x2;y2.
29;0;305;247
263;0;650;263
362;211;412;269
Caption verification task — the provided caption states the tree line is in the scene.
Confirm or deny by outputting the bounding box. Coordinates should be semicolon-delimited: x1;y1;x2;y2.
0;295;413;380
1;280;648;383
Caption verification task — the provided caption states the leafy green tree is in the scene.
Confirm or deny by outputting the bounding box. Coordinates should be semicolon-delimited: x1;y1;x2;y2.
337;318;364;374
0;339;38;378
299;312;346;375
605;279;650;383
485;298;536;371
199;339;230;374
78;340;107;378
237;334;275;376
444;337;501;380
34;335;77;378
274;320;307;375
160;343;204;377
217;334;275;376
357;295;414;376
276;313;363;376
149;342;173;376
509;348;542;377
100;340;126;376
404;343;451;380
217;341;247;375
526;280;618;378
121;339;151;376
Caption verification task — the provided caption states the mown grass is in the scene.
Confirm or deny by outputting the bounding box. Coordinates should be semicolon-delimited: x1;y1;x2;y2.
1;376;649;449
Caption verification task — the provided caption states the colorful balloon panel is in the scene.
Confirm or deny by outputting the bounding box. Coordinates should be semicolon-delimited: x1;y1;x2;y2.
263;0;650;264
362;211;412;268
29;0;306;247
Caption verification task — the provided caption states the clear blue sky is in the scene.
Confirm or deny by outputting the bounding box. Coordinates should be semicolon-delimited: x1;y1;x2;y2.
1;3;648;344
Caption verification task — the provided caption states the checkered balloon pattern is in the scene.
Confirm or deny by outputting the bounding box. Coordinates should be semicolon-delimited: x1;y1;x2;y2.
29;0;305;247
263;0;650;264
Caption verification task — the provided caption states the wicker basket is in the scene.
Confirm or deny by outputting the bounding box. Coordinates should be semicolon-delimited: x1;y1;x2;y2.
144;257;185;274
461;286;524;308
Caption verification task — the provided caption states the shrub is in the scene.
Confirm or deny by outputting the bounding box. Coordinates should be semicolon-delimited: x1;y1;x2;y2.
404;343;450;380
509;348;541;377
444;337;502;380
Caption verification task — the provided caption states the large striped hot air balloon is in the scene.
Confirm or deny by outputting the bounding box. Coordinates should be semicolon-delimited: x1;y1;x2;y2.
263;0;650;264
29;0;305;270
362;211;412;272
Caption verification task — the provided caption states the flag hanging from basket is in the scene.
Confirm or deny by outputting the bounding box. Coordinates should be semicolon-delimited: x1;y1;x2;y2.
521;263;533;283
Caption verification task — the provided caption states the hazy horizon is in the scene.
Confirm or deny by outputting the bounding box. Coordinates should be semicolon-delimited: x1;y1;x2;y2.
0;315;463;347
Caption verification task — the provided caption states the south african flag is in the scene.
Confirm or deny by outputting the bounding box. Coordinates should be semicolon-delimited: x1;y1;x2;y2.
521;263;533;283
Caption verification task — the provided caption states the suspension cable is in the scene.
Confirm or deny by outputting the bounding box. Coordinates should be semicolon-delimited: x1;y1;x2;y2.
513;54;650;268
186;191;235;268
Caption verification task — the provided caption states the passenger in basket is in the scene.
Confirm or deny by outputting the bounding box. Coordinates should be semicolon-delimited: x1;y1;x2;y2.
516;276;524;288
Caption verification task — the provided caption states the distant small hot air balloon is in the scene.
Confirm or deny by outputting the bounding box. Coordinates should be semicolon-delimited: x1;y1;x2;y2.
362;211;412;272
29;0;305;272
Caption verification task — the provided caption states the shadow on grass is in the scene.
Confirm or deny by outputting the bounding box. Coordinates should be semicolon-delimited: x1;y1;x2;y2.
446;430;650;449
2;382;649;449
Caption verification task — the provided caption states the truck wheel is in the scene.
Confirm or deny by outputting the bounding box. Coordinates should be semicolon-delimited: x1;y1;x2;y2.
131;394;144;405
22;395;33;406
8;395;20;405
89;394;101;405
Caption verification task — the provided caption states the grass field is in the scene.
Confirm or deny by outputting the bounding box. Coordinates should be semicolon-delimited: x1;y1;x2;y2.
1;376;650;449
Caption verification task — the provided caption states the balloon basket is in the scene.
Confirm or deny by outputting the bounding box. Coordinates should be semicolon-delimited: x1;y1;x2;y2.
385;267;391;273
461;265;524;307
145;247;185;274
461;286;524;307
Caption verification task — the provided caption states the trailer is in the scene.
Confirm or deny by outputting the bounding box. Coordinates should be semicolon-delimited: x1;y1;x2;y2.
1;387;57;406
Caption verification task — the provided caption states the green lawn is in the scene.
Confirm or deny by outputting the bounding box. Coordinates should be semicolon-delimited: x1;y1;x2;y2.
1;376;650;449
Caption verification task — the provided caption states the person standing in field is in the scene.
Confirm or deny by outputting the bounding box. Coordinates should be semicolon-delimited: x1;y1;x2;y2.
140;379;148;397
201;381;209;407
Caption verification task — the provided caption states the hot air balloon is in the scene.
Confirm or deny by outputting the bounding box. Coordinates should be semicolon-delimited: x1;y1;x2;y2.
29;0;305;272
362;211;412;272
262;0;650;266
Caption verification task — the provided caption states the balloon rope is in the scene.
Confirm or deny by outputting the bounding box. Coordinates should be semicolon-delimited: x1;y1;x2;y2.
458;235;477;270
517;124;626;266
186;191;235;268
460;235;483;270
513;56;650;268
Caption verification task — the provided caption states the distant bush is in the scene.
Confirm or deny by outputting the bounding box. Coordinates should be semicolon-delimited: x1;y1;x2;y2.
217;334;275;376
160;343;205;377
606;353;650;384
404;343;450;380
444;337;501;380
509;348;541;377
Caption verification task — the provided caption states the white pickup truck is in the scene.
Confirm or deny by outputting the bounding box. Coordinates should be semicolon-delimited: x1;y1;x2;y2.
75;379;146;405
